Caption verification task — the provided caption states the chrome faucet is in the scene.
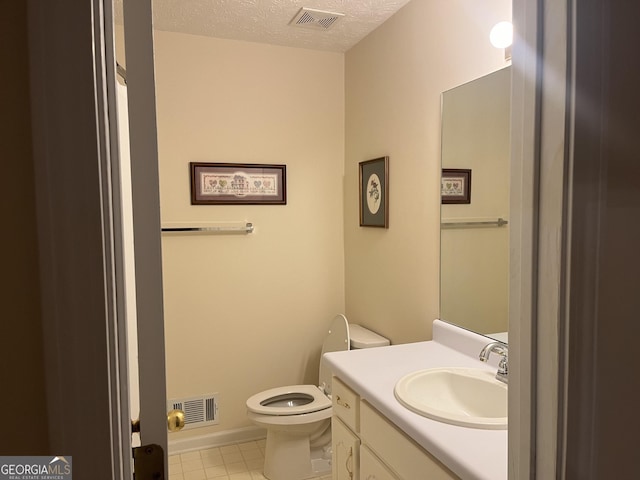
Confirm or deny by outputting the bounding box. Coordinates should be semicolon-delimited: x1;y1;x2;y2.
479;342;508;384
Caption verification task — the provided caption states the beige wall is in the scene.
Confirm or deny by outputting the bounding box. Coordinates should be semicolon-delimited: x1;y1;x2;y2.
440;67;511;335
344;0;511;344
152;31;345;436
117;0;510;437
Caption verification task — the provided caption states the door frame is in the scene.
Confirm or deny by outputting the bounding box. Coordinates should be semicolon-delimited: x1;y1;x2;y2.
28;0;133;477
28;0;581;478
510;0;580;478
28;0;167;478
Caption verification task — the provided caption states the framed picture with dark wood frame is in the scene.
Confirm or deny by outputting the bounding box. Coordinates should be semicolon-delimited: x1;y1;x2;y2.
190;162;287;205
359;156;389;228
441;168;471;204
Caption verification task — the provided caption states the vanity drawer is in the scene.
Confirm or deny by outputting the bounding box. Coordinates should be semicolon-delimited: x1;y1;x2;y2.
360;401;459;479
332;377;359;432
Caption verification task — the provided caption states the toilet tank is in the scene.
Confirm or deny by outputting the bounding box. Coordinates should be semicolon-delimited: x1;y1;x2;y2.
319;319;390;395
349;324;390;349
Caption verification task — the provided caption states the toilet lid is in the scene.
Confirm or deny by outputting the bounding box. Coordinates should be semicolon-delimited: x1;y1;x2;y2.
318;314;350;392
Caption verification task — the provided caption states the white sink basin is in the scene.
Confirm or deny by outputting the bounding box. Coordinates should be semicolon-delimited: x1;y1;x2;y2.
394;367;507;429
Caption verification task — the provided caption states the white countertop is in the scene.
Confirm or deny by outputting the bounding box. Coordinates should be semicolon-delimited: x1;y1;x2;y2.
323;320;507;480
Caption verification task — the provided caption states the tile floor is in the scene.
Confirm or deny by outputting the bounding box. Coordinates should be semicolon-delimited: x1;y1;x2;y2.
168;439;332;480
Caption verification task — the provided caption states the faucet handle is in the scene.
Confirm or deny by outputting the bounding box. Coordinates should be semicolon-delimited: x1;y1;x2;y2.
479;341;509;384
497;353;508;375
479;341;508;361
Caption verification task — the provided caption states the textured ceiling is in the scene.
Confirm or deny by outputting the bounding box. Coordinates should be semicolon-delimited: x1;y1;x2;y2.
114;0;412;52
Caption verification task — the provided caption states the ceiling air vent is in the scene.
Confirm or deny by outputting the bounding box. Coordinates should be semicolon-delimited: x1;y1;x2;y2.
289;7;345;30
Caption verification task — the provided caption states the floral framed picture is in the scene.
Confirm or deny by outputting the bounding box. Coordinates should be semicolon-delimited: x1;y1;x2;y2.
359;156;389;228
190;162;287;205
441;168;472;204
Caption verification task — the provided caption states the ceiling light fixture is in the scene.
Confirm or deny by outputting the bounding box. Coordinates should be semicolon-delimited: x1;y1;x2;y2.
490;21;513;49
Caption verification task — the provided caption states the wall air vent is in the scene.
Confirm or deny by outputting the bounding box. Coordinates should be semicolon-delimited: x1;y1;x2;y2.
168;394;219;430
289;7;345;30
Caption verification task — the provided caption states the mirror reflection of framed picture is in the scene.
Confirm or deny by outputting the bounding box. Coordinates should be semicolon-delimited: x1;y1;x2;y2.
359;156;389;228
441;168;471;204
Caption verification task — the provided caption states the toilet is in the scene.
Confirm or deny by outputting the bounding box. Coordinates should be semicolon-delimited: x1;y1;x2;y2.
246;314;389;480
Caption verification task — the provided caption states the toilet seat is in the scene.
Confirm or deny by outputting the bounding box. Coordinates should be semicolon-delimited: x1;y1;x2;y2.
246;315;350;417
246;385;332;416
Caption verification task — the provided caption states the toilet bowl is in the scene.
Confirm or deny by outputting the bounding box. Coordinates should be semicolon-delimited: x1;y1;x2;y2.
246;314;389;480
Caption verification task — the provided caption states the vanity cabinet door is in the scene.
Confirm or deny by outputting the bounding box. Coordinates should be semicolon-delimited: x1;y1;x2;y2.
332;417;360;480
360;445;399;480
360;401;459;479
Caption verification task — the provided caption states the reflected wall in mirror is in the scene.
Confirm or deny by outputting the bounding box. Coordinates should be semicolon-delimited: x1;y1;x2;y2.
440;66;511;342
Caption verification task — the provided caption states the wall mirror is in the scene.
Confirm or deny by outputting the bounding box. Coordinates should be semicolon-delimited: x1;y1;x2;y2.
440;66;511;343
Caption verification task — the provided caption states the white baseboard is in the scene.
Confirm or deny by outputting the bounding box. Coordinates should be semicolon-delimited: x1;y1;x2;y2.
168;426;267;455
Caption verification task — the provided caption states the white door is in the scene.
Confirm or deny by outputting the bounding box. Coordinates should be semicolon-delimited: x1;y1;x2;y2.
118;0;170;468
106;0;172;473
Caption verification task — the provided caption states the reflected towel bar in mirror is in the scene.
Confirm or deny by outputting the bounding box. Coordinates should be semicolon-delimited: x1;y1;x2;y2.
441;217;508;228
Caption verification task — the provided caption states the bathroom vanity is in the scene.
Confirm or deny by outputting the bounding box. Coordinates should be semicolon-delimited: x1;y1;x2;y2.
324;321;507;480
332;376;457;479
